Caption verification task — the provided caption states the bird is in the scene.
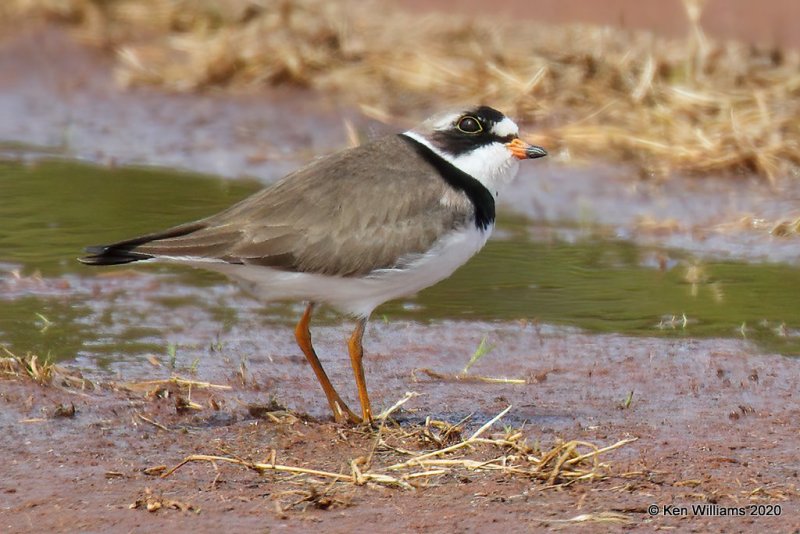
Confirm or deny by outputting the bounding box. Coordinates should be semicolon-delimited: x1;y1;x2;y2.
80;105;547;424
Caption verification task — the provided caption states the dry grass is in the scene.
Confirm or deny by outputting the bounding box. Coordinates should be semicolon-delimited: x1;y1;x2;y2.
0;347;93;389
118;376;233;393
6;0;800;181
163;400;637;497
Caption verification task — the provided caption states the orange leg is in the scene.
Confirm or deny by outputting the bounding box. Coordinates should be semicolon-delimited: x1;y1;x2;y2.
347;318;373;423
294;303;360;424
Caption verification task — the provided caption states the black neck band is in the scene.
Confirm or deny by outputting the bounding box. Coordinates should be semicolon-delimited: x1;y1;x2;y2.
398;134;495;231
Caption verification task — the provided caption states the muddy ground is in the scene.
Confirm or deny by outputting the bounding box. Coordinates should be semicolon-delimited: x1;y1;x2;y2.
1;16;799;534
2;327;798;532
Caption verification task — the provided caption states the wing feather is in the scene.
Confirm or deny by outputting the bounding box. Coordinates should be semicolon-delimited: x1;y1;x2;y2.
81;135;475;276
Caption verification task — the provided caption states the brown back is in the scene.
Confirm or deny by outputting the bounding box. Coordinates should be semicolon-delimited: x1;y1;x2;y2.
129;135;476;277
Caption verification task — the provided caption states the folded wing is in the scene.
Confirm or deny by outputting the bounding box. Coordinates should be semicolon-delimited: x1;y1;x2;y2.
80;135;475;277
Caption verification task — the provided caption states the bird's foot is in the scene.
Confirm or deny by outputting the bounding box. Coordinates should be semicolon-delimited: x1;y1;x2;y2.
331;399;363;425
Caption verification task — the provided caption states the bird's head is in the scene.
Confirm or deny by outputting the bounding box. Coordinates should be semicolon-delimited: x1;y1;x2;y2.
404;105;546;197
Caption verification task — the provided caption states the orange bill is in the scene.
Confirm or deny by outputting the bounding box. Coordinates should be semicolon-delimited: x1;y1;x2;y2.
506;138;547;160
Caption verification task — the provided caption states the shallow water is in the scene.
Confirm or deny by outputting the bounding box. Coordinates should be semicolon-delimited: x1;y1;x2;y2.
1;159;799;361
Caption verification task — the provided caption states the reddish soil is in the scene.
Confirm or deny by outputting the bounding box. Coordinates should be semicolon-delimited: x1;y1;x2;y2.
2;327;799;532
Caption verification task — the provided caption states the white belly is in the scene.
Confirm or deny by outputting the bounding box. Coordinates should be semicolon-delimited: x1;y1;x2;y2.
198;224;492;317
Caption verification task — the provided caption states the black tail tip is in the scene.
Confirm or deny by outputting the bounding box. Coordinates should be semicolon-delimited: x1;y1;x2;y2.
78;245;152;266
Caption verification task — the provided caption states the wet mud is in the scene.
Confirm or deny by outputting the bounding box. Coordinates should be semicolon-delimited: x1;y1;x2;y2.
2;323;798;532
1;21;799;533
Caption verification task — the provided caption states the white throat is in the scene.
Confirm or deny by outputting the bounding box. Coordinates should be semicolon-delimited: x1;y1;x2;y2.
402;131;520;198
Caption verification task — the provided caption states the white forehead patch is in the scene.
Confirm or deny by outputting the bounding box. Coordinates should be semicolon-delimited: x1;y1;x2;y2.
490;117;519;138
430;112;461;131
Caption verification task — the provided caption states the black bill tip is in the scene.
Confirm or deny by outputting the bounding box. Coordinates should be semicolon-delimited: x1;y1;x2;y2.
525;145;548;159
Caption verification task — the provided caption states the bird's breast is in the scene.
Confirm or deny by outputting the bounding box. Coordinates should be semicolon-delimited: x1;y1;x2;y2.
367;223;492;287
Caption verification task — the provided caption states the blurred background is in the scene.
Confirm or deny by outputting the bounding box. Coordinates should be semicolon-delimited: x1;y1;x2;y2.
408;0;800;46
3;0;800;178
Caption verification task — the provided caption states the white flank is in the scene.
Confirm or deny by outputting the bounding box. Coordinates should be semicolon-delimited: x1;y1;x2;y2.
191;224;492;318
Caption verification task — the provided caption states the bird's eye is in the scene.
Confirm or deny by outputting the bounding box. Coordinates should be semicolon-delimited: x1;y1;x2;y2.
456;116;483;134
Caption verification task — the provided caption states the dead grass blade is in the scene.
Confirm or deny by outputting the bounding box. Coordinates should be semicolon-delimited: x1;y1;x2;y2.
540;511;633;524
161;403;636;491
415;368;527;385
1;347;93;390
119;376;232;392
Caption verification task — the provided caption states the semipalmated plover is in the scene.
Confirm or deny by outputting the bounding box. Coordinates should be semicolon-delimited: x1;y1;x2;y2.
81;105;546;424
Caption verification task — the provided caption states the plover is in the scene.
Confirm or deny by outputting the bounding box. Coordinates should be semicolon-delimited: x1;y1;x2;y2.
80;105;546;424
